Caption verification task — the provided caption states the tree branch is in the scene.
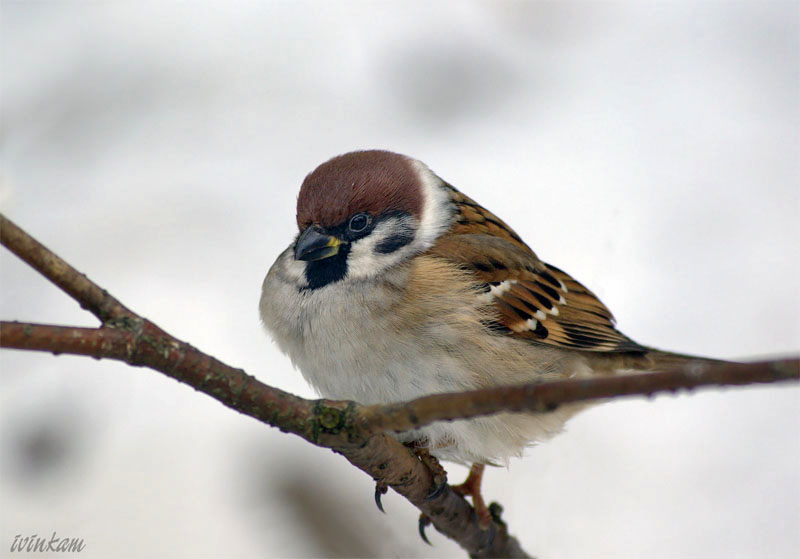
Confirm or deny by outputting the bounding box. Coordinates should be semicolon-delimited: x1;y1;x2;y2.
358;358;799;434
2;213;797;558
0;214;132;322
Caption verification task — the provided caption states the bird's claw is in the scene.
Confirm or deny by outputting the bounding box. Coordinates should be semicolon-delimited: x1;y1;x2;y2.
488;501;505;527
418;513;432;545
374;480;388;513
425;477;447;501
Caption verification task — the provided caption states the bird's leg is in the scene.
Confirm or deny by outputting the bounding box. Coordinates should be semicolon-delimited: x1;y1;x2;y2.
451;463;491;529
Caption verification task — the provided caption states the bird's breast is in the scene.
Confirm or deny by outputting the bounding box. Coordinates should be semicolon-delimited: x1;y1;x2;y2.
260;250;483;405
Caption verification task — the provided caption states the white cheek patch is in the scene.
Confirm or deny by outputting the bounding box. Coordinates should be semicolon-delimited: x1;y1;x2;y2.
276;247;307;285
408;159;455;253
346;216;418;280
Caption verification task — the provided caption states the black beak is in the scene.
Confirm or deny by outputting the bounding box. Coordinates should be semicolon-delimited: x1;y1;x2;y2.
294;226;343;261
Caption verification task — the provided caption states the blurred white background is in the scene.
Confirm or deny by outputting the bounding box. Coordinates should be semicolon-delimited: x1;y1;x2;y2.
1;2;798;558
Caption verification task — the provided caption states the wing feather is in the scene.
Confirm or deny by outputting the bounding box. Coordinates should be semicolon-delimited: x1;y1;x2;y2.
429;184;647;354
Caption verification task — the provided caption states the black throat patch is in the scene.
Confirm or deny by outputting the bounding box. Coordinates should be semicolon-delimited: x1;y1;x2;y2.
303;243;350;290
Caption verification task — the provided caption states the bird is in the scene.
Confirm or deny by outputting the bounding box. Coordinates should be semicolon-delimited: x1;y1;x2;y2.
259;149;717;528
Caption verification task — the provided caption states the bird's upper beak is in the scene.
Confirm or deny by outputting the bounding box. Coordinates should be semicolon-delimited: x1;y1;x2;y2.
294;226;343;261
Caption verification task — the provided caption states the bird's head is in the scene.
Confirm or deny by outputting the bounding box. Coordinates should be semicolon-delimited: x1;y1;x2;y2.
293;150;454;289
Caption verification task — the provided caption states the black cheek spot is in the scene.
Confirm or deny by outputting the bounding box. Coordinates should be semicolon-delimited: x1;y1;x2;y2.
375;228;415;254
473;262;492;272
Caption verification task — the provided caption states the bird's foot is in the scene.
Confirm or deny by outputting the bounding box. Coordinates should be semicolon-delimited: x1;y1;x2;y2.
412;446;448;496
451;463;491;529
404;442;448;497
403;443;450;544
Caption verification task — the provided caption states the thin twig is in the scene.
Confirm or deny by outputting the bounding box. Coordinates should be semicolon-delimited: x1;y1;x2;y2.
358;359;799;434
0;214;132;322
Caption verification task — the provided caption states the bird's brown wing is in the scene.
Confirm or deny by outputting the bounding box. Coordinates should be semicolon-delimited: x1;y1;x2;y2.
429;185;646;353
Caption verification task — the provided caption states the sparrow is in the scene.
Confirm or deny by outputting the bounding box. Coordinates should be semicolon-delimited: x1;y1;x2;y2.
260;149;716;526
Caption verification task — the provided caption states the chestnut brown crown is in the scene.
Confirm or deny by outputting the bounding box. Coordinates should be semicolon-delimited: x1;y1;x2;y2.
296;150;424;231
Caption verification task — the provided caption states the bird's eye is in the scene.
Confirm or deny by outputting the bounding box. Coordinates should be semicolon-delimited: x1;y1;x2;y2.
348;213;370;233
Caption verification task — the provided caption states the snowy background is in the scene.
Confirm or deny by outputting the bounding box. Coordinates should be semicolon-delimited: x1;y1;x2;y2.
1;2;798;558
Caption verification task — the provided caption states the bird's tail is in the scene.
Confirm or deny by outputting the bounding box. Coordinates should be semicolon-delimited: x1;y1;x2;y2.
643;348;730;372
